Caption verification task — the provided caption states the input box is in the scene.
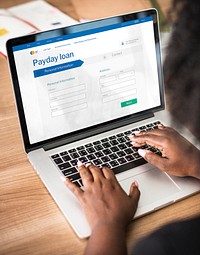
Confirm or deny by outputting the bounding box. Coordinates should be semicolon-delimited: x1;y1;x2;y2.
51;102;87;117
49;84;86;99
50;93;86;108
101;79;136;93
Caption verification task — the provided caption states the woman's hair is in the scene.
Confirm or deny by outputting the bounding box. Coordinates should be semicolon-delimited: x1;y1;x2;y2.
164;0;200;140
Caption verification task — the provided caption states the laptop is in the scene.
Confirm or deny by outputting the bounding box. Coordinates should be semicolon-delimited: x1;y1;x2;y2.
6;9;200;238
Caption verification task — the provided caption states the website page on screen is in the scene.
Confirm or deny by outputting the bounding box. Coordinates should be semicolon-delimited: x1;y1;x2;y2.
13;16;161;144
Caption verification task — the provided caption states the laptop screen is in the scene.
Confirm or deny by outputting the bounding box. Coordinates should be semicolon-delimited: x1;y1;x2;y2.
7;9;164;151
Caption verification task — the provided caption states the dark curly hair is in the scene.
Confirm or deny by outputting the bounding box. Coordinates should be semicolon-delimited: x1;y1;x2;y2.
164;0;200;140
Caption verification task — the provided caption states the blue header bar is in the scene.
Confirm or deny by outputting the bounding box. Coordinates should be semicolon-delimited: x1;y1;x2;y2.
13;16;152;52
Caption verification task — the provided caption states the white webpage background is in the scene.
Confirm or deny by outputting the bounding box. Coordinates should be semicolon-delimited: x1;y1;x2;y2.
14;20;160;144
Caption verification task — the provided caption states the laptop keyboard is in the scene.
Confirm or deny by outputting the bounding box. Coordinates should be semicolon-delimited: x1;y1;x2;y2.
51;121;162;187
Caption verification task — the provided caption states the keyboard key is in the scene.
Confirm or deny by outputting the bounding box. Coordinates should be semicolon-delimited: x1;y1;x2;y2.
60;151;68;156
125;155;135;161
124;130;132;135
103;148;112;155
117;157;127;164
78;156;88;163
86;147;95;153
101;163;111;168
71;159;78;166
146;123;154;128
110;146;119;152
110;153;118;160
109;135;116;140
93;159;102;165
110;139;119;146
94;145;104;151
116;133;124;137
102;142;111;148
71;152;79;159
85;143;93;148
125;141;132;147
110;160;119;167
62;155;71;162
79;150;87;156
68;173;81;182
58;162;71;170
117;137;126;143
95;151;104;157
153;121;161;126
117;151;126;157
131;128;139;132
62;167;77;176
124;148;133;155
87;154;96;160
133;153;141;159
77;146;85;151
118;144;127;150
51;154;59;159
93;141;101;145
54;157;63;165
101;156;110;163
68;148;76;153
101;138;109;143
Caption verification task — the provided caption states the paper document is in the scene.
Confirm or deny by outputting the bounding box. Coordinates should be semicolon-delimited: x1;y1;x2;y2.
0;0;78;57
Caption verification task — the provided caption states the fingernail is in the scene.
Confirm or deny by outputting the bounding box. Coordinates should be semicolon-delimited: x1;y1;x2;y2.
77;160;84;167
134;180;139;188
132;131;140;135
131;141;137;146
138;149;146;158
60;175;66;182
85;162;91;167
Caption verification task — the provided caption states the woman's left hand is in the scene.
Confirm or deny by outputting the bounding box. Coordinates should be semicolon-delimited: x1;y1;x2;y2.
65;163;140;232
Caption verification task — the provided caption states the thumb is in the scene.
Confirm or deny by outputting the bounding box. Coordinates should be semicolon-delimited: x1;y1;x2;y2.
138;149;168;171
129;181;140;207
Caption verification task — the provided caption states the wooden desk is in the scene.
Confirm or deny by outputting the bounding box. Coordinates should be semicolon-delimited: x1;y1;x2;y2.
0;1;199;254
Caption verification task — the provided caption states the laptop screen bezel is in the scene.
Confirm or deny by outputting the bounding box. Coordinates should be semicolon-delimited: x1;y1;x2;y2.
6;8;165;152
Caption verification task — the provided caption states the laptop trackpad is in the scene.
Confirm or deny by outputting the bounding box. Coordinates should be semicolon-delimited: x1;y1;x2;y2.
120;168;180;208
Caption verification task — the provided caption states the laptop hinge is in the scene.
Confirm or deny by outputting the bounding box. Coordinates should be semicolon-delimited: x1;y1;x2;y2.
41;111;154;151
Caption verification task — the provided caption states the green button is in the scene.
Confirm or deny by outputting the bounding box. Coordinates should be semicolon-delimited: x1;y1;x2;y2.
121;98;137;108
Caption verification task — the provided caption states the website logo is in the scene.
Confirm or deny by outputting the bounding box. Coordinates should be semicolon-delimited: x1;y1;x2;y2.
30;50;38;55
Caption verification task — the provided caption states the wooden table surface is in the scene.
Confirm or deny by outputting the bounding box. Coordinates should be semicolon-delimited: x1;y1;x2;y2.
0;1;199;254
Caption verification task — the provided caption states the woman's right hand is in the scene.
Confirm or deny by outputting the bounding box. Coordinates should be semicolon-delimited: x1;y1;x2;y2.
129;125;200;179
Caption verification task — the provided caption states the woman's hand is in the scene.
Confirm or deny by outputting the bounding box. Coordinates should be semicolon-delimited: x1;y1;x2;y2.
64;163;140;255
129;125;200;179
65;163;140;231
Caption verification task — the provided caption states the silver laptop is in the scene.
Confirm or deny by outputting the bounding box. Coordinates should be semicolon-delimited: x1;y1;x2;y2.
6;9;200;238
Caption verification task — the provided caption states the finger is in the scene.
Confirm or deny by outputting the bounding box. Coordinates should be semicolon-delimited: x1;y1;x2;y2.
157;124;166;129
87;164;104;181
101;166;116;180
78;163;93;185
138;149;169;171
128;181;140;207
130;133;166;148
64;178;84;202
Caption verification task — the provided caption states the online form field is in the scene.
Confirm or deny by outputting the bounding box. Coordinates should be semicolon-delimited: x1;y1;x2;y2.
51;102;88;117
100;68;137;103
102;85;137;103
48;83;87;116
101;79;136;93
49;84;85;99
